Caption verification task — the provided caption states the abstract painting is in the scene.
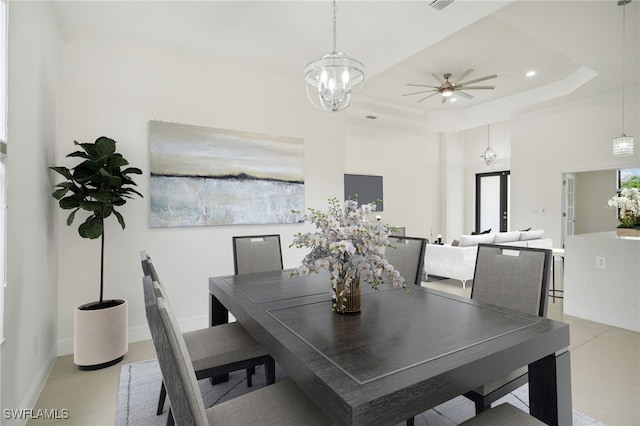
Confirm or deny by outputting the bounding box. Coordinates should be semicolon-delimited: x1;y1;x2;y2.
149;121;304;227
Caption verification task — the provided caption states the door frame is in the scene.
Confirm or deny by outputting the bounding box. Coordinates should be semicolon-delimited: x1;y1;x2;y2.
475;171;510;233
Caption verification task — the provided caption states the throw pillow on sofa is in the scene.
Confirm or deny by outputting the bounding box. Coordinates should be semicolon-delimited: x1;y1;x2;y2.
493;231;521;243
520;229;544;240
459;233;495;247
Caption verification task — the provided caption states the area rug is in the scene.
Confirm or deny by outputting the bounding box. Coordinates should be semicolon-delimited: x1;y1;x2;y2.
116;359;606;426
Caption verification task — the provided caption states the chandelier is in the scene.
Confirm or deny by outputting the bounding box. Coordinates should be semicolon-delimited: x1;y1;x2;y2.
304;0;364;112
613;0;634;156
480;125;497;165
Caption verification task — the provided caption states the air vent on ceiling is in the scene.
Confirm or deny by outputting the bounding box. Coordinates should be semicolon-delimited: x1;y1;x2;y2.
429;0;454;11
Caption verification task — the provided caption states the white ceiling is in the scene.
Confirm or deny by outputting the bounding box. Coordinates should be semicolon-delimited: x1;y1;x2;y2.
51;0;639;132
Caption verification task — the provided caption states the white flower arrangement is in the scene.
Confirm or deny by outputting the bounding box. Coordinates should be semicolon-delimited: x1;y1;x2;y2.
607;187;640;229
291;197;406;312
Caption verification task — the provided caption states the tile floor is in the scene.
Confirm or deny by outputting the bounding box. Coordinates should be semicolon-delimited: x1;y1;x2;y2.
29;264;640;425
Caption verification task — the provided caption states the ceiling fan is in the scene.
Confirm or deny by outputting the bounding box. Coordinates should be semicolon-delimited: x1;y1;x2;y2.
402;69;497;104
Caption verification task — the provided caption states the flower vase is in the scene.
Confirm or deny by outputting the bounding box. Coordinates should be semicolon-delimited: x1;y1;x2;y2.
334;276;361;314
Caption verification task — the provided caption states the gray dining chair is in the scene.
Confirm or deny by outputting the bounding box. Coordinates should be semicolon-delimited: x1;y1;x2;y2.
459;403;546;426
140;251;275;417
232;234;283;274
385;236;428;285
463;243;552;414
142;275;332;426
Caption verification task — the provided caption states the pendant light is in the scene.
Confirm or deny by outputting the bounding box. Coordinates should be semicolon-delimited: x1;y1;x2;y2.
480;125;497;165
304;0;364;112
612;0;634;156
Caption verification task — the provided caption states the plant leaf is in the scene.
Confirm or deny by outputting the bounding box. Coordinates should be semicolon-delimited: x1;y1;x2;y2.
66;208;78;226
113;210;126;229
49;166;73;180
78;216;103;239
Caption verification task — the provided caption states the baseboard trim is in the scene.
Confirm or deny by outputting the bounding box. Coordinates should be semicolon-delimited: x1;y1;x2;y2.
3;350;57;426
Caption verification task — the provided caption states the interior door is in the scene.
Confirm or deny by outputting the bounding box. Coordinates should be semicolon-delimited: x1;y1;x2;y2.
562;173;575;247
476;171;510;233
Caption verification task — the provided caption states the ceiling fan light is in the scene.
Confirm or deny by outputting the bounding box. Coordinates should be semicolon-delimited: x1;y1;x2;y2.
442;89;454;97
613;134;634;156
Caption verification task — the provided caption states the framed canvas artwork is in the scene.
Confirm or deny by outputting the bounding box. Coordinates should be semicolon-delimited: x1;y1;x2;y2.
149;121;304;227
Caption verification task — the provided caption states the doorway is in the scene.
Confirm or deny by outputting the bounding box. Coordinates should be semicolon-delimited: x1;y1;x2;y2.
475;171;510;233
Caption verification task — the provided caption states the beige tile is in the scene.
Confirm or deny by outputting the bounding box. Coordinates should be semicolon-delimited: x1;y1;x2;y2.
28;341;155;426
571;362;640;426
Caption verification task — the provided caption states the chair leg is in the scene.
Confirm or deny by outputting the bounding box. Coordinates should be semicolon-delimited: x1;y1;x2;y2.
265;359;276;385
157;382;167;415
474;399;491;414
246;367;253;387
406;416;415;426
166;408;175;426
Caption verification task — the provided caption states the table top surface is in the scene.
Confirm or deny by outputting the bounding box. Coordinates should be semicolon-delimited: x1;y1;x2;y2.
209;269;570;425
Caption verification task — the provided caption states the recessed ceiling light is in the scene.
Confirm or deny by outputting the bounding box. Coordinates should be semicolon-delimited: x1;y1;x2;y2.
526;70;537;77
450;98;457;102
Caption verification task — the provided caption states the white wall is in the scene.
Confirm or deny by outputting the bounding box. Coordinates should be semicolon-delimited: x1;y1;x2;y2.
2;1;59;419
54;33;347;353
574;169;620;234
345;118;440;239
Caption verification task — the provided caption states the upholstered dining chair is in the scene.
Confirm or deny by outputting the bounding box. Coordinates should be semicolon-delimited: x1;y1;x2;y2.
463;243;552;414
140;251;275;417
385;236;428;285
232;234;283;274
142;275;331;426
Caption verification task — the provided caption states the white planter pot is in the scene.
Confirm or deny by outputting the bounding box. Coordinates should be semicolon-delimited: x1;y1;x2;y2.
74;299;128;370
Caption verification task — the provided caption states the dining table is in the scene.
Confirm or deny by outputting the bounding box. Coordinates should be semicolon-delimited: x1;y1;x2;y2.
209;269;572;426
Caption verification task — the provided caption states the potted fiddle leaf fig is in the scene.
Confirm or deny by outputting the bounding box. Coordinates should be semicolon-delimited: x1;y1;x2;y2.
50;136;142;370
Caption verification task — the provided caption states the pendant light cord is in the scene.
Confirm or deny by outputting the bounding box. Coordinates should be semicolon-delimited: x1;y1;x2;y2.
487;125;491;148
621;3;626;134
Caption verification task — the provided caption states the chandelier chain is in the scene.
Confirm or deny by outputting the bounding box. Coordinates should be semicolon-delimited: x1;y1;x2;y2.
332;0;338;53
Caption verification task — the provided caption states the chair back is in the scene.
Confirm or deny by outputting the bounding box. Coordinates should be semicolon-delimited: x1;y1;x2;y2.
471;244;552;317
140;250;151;276
143;276;209;426
141;251;165;302
385;236;428;285
232;234;283;274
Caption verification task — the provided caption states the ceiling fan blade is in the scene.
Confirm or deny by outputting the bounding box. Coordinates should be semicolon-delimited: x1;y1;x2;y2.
456;91;474;99
402;89;437;97
416;92;440;102
405;83;440;88
458;74;497;86
441;96;447;104
458;85;495;90
432;73;445;84
456;68;474;82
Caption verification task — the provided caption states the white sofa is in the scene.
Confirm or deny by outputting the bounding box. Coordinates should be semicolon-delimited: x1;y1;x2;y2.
423;230;552;288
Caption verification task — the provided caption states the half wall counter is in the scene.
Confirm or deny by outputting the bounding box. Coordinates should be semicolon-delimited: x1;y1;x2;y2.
564;231;640;332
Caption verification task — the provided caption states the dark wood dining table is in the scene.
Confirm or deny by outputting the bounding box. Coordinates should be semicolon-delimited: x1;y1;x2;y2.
209;270;572;426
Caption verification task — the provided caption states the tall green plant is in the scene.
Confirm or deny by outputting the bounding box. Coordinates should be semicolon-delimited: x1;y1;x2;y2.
50;136;143;305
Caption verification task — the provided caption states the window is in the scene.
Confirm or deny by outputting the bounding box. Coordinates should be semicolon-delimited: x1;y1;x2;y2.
618;168;640;189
